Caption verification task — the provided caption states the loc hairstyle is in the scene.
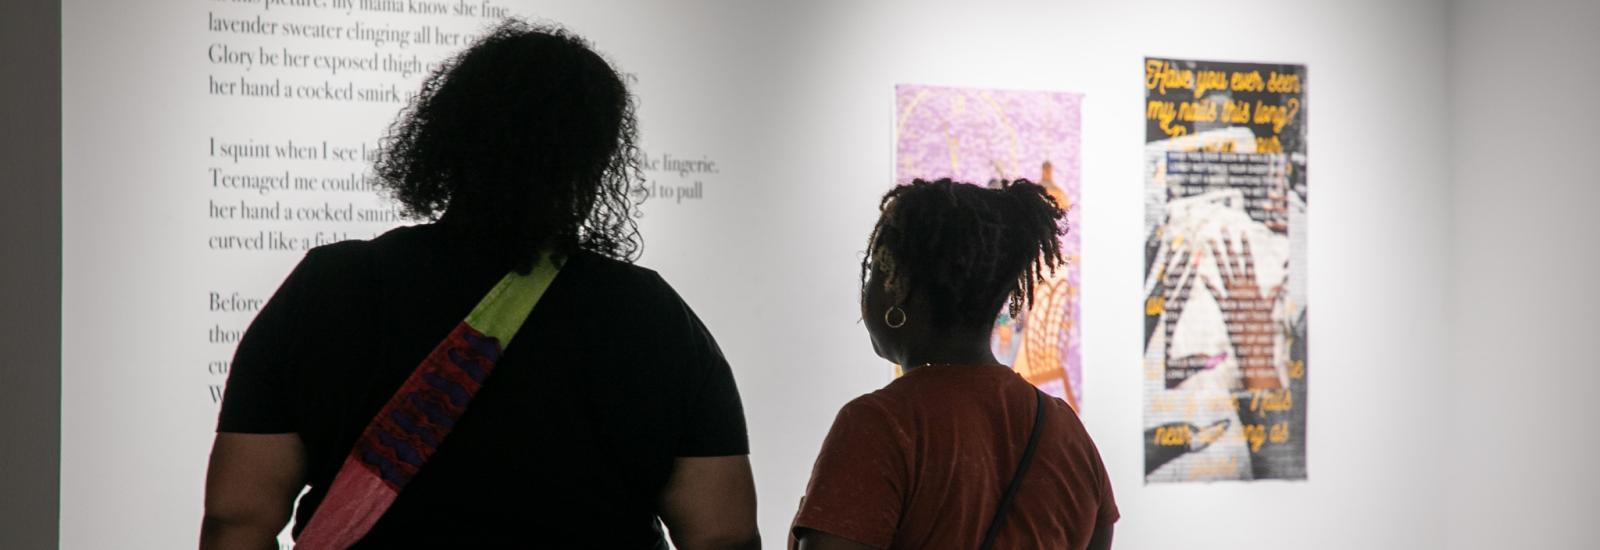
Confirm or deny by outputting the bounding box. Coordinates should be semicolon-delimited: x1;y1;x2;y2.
861;178;1066;330
374;19;643;271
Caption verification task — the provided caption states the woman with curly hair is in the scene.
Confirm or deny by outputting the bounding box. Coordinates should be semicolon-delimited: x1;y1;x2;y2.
791;179;1117;550
202;21;758;549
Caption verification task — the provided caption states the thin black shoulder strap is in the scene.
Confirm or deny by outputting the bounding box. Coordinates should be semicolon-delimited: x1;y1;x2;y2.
979;389;1048;550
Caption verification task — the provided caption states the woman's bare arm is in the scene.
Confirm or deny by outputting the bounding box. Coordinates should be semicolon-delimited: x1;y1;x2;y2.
200;433;306;550
658;455;761;550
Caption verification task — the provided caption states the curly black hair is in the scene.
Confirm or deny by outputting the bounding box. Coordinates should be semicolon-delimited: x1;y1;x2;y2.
862;178;1066;330
374;19;642;271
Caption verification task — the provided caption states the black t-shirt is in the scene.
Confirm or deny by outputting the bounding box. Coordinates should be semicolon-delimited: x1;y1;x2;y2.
217;224;749;548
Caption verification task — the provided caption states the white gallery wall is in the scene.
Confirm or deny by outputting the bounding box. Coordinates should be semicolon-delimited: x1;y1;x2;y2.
737;2;1455;549
45;0;1597;548
1447;1;1600;549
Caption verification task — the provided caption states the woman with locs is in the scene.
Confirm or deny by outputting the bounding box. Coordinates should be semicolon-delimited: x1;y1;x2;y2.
201;20;759;550
791;178;1118;550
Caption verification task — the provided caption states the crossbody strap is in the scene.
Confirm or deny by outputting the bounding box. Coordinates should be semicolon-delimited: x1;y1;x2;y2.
296;256;562;550
978;388;1048;550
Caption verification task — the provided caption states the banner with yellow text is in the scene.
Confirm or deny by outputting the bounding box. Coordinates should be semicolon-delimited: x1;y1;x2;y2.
1141;58;1308;482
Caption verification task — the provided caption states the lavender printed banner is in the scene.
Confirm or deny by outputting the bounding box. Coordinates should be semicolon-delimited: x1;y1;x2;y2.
894;84;1085;409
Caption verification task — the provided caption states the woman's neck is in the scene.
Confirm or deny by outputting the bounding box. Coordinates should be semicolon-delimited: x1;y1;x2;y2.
899;333;1000;373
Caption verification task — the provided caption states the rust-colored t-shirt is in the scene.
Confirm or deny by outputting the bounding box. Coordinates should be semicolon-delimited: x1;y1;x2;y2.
792;364;1117;549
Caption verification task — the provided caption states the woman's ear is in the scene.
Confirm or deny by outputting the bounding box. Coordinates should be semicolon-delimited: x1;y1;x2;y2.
861;267;904;364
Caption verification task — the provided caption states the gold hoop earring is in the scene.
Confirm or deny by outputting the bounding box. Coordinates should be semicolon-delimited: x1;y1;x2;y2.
884;306;908;329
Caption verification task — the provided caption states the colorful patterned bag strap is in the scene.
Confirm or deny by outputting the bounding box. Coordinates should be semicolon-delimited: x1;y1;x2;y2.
295;256;562;550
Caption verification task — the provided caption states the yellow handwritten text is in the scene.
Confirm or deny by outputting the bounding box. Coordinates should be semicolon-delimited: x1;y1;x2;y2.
1254;98;1300;134
1208;395;1239;412
1146;100;1185;137
1231;70;1265;92
1243;423;1267;452
1249;389;1294;413
1196;70;1228;98
1270;422;1291;445
1154;425;1191;447
1267;71;1303;93
1173;140;1242;153
1221;100;1251;124
1146;60;1194;94
1180;100;1220;124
